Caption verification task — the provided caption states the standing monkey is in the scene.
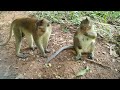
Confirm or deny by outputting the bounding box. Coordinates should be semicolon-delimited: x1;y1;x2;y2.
47;17;97;63
0;18;52;58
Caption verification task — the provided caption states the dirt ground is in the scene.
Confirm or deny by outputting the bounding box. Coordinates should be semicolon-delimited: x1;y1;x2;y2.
0;11;120;79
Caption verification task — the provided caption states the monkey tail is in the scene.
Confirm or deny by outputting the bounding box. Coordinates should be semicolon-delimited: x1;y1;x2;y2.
0;23;13;46
46;45;73;63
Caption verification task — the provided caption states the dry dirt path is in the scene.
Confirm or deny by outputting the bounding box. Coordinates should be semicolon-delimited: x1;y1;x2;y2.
0;11;120;79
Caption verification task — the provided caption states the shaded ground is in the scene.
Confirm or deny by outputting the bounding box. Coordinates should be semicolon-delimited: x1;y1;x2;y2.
0;11;120;79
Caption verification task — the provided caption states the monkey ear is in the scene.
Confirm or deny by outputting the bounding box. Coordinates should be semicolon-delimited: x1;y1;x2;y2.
85;17;89;21
36;19;43;26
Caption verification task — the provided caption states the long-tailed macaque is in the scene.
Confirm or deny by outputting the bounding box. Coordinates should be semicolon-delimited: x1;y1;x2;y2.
0;18;52;58
47;17;97;63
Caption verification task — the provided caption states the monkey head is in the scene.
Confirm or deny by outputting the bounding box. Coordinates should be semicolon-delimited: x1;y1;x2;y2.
36;18;51;36
80;17;92;32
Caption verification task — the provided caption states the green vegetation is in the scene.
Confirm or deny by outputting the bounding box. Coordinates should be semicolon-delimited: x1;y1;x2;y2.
29;11;120;24
29;11;120;42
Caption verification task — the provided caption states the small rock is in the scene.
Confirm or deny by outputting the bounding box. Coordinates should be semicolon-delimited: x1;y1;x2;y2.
55;75;61;79
94;58;99;61
115;69;118;72
22;59;26;61
23;73;26;75
15;67;19;69
36;55;39;58
58;65;61;68
30;64;33;67
48;63;52;67
98;51;100;53
45;63;52;68
38;73;41;78
26;58;28;61
19;58;26;61
106;43;110;46
83;61;86;64
30;51;33;55
102;52;106;55
90;70;92;73
112;59;116;62
19;58;22;61
15;74;24;79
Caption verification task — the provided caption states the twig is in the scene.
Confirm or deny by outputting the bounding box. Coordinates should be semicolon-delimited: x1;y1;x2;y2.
94;21;120;28
69;66;76;75
85;59;113;71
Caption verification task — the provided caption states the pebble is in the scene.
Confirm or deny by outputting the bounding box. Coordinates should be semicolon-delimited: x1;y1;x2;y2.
38;73;41;78
15;74;24;79
90;70;92;73
15;67;19;69
102;52;106;55
36;55;39;58
55;75;61;79
115;69;118;72
112;59;115;62
19;58;22;61
30;51;33;55
83;61;86;64
45;63;52;68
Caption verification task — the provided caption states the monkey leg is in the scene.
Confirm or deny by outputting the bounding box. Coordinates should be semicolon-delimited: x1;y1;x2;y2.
88;42;95;60
75;47;82;60
34;39;47;58
14;30;28;58
25;34;37;51
44;49;51;53
43;37;51;53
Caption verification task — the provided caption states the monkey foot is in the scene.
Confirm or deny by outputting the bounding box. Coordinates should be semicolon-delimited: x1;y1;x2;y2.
74;56;82;60
17;53;28;59
88;53;93;60
41;54;48;58
88;56;93;59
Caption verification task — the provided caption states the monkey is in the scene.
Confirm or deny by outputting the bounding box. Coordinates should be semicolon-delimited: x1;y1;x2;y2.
47;17;97;63
0;18;52;59
73;17;97;60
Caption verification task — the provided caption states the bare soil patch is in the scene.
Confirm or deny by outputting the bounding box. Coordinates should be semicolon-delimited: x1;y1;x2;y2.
0;11;120;79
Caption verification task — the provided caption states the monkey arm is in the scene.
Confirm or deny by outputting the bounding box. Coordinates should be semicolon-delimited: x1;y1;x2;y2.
46;45;73;63
74;36;82;49
84;32;97;39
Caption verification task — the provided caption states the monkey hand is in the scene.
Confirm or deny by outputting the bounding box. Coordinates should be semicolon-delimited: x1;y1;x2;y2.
84;32;89;36
84;32;96;39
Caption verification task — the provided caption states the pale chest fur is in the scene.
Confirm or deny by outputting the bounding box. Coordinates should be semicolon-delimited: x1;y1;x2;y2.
78;33;95;52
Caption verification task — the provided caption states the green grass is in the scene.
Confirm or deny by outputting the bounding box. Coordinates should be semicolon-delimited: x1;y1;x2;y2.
29;11;120;25
29;11;120;40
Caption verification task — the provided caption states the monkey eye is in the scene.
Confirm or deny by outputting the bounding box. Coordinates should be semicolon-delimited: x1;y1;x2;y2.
38;26;43;29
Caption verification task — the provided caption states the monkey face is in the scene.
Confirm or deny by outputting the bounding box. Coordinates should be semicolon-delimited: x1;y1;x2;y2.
36;18;50;28
80;18;92;32
80;23;92;32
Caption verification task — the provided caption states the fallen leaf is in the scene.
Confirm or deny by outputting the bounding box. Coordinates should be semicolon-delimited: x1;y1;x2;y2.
76;66;90;77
